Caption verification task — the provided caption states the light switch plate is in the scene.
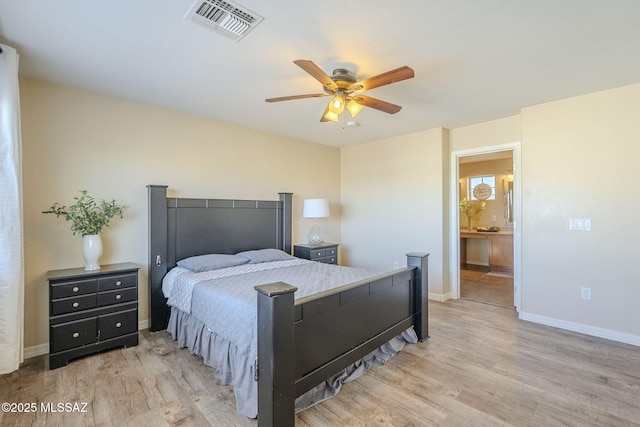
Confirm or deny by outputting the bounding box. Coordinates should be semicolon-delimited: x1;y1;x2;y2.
570;218;591;231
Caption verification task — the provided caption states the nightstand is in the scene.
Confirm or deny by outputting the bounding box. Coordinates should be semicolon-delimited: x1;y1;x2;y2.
294;243;339;264
47;262;139;369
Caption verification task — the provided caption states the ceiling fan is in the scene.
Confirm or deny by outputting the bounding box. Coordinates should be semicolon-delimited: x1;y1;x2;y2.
265;59;415;122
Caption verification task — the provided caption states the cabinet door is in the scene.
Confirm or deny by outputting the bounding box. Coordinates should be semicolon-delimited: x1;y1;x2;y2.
489;235;514;272
98;309;138;341
50;317;97;353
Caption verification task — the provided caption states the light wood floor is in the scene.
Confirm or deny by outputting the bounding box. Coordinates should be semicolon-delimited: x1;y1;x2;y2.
2;300;639;426
460;265;514;308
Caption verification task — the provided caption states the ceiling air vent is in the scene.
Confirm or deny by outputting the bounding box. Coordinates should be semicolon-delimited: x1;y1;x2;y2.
185;0;264;42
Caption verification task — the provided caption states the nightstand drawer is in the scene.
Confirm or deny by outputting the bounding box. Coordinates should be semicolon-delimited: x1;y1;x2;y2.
98;309;137;340
51;294;97;316
51;317;97;353
98;287;137;307
323;256;338;264
99;273;137;291
310;249;326;259
51;279;98;299
326;247;337;256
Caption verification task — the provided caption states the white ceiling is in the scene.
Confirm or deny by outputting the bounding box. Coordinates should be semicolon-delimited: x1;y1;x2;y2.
2;0;640;147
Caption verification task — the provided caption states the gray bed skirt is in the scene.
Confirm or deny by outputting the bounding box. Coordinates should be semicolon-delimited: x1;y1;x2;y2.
167;306;417;418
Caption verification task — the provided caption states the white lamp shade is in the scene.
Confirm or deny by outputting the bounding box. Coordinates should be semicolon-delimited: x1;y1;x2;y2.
303;199;330;218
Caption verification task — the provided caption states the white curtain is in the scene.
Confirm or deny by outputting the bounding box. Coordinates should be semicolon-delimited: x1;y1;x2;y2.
0;43;24;374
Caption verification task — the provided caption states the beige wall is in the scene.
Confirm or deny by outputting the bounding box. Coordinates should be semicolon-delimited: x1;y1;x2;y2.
520;82;640;339
450;115;521;152
340;128;450;298
20;78;341;349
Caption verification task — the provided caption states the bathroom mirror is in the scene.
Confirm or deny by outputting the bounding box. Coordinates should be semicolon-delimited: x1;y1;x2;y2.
504;179;514;223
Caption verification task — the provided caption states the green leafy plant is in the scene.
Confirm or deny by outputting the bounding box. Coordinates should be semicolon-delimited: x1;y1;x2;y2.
43;190;126;236
459;197;486;229
459;198;486;219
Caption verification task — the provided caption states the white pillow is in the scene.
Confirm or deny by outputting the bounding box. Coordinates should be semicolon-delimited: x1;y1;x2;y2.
235;248;295;264
177;253;248;272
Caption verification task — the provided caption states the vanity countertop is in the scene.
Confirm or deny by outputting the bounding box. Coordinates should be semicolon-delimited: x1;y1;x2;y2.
460;229;513;235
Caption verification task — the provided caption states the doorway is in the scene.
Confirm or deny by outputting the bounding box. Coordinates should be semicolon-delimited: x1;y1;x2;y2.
449;143;521;311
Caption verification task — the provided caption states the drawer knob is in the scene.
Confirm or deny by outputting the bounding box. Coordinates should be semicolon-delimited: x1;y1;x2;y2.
72;332;79;338
115;280;122;286
72;302;80;308
72;286;79;292
115;294;122;300
115;322;122;328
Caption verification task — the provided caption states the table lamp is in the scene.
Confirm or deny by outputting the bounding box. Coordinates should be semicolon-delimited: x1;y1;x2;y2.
303;199;330;245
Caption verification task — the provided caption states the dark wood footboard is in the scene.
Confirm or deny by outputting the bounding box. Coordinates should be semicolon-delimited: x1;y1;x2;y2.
255;252;429;427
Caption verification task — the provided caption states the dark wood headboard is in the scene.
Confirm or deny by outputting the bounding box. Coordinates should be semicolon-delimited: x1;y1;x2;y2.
147;185;293;331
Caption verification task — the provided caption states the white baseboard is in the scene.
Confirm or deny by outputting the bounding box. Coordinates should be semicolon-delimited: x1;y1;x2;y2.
429;292;451;302
465;261;489;267
24;343;49;359
24;319;152;359
519;311;640;347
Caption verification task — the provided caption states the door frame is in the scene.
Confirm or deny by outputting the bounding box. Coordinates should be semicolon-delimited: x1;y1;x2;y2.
449;142;522;312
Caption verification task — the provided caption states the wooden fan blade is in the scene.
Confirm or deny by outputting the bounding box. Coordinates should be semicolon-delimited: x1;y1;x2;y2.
351;66;414;92
352;95;402;114
265;93;328;102
294;59;338;92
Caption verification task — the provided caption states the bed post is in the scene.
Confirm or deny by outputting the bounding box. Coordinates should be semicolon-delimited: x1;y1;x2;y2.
148;185;170;332
279;192;293;254
255;282;298;427
407;252;429;341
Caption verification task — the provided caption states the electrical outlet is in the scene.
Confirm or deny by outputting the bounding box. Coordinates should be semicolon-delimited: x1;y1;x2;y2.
491;215;497;222
570;219;592;231
580;287;591;300
393;261;399;269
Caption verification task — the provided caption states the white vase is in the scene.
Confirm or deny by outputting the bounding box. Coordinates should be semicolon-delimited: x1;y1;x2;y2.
82;234;103;271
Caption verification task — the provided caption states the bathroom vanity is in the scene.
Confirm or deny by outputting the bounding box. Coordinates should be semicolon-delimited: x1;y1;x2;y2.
460;230;513;273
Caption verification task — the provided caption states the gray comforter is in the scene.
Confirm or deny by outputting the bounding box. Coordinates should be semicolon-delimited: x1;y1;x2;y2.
165;260;418;418
191;260;380;357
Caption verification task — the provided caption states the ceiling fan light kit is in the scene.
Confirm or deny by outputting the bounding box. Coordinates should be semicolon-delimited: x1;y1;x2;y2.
322;109;340;122
266;60;414;123
329;93;345;114
346;99;364;117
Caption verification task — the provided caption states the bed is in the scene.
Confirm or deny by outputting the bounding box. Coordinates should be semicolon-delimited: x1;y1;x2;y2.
147;185;429;427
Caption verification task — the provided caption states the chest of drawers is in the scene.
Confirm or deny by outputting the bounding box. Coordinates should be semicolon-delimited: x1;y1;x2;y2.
293;243;339;264
47;263;139;369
